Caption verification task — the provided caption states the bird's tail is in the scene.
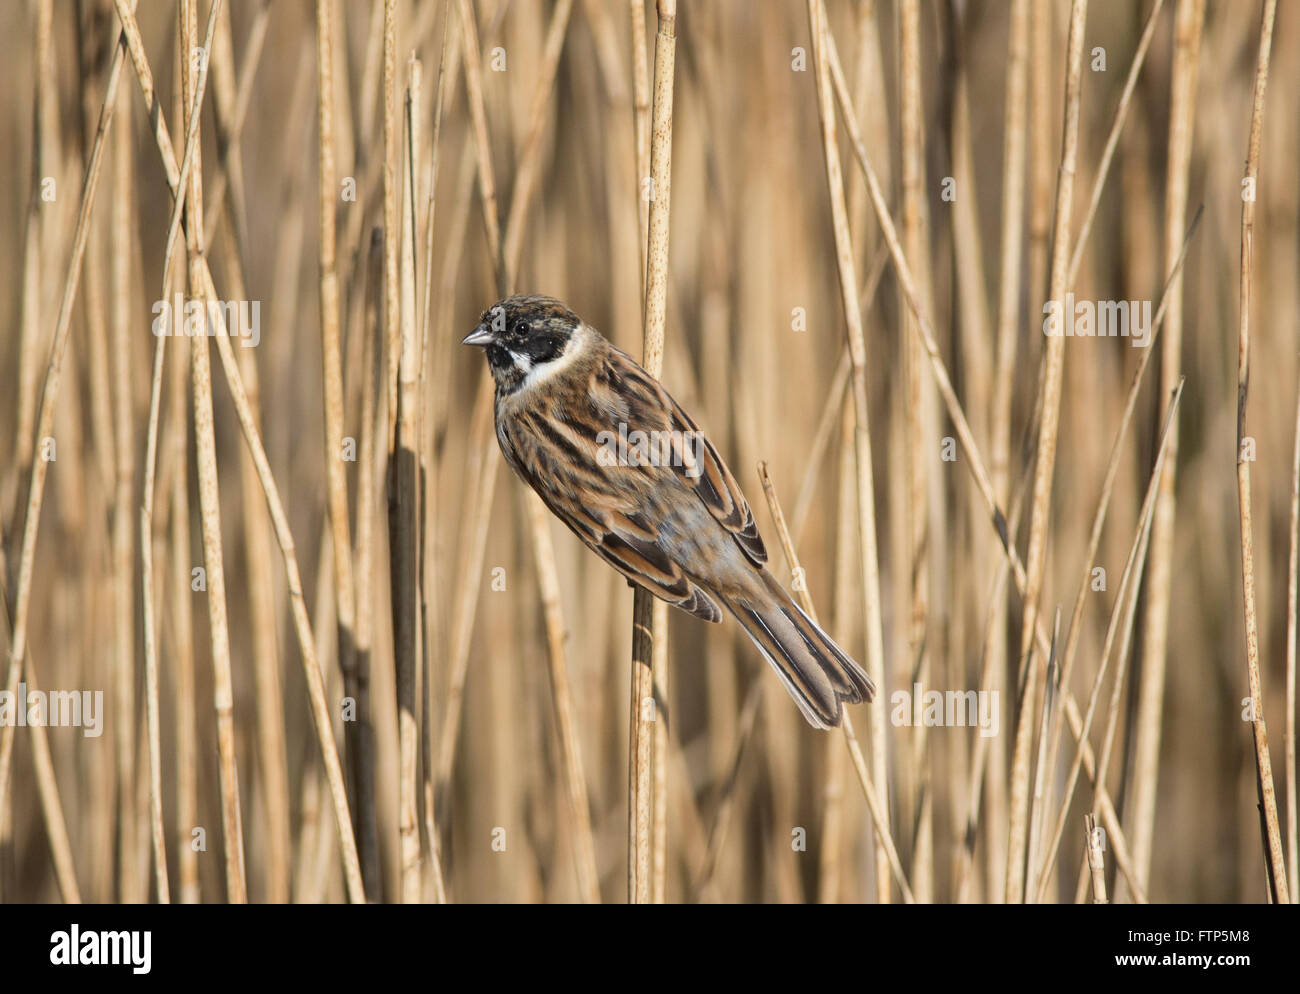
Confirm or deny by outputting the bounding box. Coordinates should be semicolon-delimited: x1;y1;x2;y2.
720;568;874;729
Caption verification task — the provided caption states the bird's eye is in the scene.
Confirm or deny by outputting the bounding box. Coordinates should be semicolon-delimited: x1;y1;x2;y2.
513;321;530;337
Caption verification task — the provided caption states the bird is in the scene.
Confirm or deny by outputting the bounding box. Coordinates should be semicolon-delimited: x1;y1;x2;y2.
462;293;873;728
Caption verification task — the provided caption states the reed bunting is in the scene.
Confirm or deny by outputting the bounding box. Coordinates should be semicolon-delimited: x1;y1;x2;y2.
463;294;873;728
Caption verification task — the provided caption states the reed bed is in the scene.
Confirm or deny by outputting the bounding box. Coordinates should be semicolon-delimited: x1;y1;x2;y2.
0;0;1297;904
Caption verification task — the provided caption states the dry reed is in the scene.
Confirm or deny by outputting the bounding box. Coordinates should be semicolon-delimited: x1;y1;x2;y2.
0;0;1295;908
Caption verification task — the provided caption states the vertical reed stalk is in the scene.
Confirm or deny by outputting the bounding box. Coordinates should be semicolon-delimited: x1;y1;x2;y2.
110;74;140;904
383;0;401;448
392;54;424;905
356;229;385;899
628;0;676;905
315;2;360;887
898;0;933;903
139;274;171;904
630;0;651;292
1288;372;1300;903
180;0;247;904
1234;0;1288;904
169;329;200;905
10;0;52;491
985;0;1030;904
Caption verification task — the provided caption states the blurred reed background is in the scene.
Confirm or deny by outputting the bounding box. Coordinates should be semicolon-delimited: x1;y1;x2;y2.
0;0;1297;904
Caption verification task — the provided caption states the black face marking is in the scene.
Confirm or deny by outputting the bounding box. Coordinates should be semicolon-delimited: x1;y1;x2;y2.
474;293;581;394
484;342;520;383
520;329;567;364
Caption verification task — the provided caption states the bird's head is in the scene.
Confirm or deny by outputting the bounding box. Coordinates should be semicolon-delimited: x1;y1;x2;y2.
462;294;582;393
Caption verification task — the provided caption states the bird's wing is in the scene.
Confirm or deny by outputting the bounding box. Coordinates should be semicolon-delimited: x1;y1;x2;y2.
597;347;768;567
499;400;724;623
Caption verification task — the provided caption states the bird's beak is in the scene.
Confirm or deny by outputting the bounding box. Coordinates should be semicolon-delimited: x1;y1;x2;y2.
461;323;495;347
